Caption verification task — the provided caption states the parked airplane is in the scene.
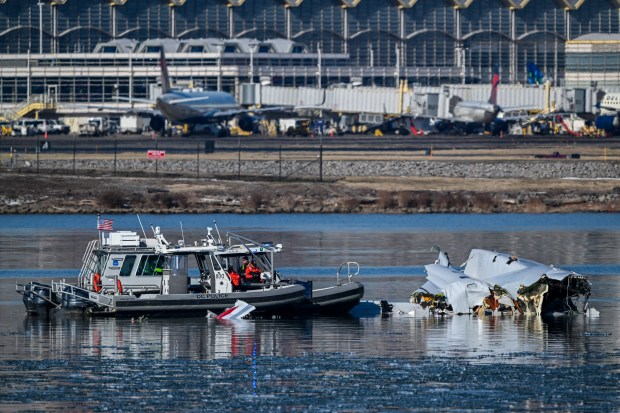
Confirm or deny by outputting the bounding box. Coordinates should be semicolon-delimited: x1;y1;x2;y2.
595;92;620;134
432;68;531;135
121;50;289;135
450;70;501;125
431;68;535;135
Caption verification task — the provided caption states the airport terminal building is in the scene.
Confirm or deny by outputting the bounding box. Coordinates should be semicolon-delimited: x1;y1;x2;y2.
0;0;618;109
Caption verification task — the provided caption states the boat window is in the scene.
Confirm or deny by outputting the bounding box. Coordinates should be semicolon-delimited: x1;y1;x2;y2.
120;255;136;277
136;255;164;276
209;255;222;271
195;254;210;278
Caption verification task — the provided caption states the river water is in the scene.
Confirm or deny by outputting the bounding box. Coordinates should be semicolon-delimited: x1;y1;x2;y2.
0;213;618;412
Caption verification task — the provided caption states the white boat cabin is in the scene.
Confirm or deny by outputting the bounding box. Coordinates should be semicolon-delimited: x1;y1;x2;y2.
81;228;279;296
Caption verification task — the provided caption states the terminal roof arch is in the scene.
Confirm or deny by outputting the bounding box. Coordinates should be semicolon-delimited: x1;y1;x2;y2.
349;28;400;42
57;26;109;39
235;28;286;40
0;25;51;39
174;28;228;39
176;27;201;39
406;29;456;42
517;30;566;42
291;28;345;42
462;29;511;42
117;27;141;38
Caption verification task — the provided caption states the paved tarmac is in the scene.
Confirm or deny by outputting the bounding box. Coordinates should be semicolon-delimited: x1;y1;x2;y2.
1;133;619;156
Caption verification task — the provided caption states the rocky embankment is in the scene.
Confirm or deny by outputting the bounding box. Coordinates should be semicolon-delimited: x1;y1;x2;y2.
12;158;620;180
1;159;618;214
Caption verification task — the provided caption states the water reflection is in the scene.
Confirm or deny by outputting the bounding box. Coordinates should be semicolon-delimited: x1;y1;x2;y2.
1;214;618;411
6;310;613;367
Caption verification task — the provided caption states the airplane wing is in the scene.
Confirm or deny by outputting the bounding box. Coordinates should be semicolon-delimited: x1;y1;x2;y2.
204;106;296;120
85;103;159;117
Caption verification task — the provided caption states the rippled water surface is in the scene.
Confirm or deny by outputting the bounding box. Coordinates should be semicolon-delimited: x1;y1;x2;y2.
0;213;618;412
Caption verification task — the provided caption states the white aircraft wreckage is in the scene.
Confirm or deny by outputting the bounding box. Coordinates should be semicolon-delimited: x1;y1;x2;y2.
411;246;592;317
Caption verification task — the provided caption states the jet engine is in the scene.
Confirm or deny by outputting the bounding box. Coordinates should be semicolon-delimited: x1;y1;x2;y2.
150;115;166;132
237;114;255;133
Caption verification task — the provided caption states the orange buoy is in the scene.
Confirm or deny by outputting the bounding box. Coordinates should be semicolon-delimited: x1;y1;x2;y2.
93;273;102;292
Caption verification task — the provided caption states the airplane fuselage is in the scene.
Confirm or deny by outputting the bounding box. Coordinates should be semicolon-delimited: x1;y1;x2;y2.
156;90;240;124
599;92;620;115
452;101;499;124
595;92;620;133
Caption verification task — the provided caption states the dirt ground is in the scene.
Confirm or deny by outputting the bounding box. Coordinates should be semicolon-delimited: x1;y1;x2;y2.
1;167;618;214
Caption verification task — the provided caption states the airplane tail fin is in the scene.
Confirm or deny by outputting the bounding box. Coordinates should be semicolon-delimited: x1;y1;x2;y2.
527;62;544;85
488;65;499;106
160;49;171;94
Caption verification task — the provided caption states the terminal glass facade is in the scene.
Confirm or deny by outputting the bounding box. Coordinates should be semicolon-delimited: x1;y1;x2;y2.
0;0;618;105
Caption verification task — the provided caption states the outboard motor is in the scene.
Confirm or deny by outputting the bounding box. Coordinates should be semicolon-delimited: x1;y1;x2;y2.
61;285;91;312
380;300;393;316
22;282;53;315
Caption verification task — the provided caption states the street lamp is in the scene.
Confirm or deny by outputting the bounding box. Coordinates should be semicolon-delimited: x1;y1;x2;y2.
394;44;400;87
249;40;258;83
216;44;223;91
316;43;322;89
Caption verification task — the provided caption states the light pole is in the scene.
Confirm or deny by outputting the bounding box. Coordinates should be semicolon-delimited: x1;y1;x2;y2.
37;1;43;54
394;44;400;87
216;44;222;91
317;43;322;89
249;41;258;83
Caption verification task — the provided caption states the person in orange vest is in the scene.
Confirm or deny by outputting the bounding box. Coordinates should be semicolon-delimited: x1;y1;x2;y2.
240;256;262;282
228;267;241;289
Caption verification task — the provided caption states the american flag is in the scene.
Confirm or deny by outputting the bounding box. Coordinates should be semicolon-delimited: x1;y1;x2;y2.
97;218;113;231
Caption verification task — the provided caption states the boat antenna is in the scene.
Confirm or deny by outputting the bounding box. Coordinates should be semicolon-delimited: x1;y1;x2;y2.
136;214;147;239
213;221;222;244
180;220;185;246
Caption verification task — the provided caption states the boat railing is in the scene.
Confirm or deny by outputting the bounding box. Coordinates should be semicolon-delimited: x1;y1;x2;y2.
78;239;100;288
51;280;115;309
336;261;359;285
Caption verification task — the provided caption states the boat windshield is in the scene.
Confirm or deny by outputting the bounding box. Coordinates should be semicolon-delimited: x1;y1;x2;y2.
136;255;165;276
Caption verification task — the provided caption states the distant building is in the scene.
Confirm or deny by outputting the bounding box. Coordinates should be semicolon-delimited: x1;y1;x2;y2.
565;34;620;90
0;0;618;106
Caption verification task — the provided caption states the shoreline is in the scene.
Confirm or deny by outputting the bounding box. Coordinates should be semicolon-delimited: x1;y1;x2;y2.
1;158;618;214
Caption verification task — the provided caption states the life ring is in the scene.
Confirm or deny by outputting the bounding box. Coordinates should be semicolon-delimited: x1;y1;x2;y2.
116;278;123;294
92;273;102;292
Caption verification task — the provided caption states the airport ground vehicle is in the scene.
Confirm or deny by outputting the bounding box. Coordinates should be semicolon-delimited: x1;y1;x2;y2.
280;118;310;136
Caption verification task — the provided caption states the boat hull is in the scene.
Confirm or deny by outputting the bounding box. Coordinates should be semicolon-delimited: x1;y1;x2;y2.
295;282;365;315
88;284;307;318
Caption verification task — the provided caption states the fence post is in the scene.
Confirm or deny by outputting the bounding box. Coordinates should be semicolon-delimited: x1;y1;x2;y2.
155;138;158;176
36;135;40;174
196;143;199;179
114;139;117;176
72;136;76;175
279;145;282;181
319;144;323;182
237;139;241;179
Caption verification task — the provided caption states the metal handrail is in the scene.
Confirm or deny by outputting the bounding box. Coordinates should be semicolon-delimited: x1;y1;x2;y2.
52;281;115;308
336;261;359;285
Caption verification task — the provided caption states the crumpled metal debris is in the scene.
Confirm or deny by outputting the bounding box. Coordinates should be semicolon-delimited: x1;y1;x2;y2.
411;246;591;316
